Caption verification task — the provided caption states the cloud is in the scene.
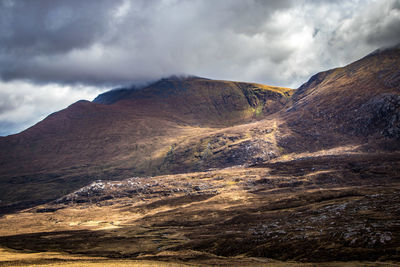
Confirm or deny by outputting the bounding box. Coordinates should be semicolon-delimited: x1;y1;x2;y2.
0;0;400;135
328;0;400;60
0;0;121;55
0;80;102;136
1;0;399;87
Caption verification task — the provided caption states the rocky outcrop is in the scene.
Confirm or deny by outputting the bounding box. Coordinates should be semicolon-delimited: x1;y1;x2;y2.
355;93;400;138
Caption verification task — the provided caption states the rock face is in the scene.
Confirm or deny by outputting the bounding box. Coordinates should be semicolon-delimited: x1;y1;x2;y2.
356;93;400;138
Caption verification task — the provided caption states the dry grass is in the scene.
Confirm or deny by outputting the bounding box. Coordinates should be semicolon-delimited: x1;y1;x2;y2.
1;153;400;265
1;248;397;267
0;247;188;266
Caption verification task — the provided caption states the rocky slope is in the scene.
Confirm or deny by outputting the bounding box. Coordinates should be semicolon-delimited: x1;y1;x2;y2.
282;45;400;152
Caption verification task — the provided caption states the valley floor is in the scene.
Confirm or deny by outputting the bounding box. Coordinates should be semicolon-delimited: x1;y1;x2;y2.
1;152;400;266
1;248;398;267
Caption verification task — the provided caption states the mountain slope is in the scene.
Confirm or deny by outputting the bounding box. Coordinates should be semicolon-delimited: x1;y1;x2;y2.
0;77;292;212
280;45;400;153
95;76;293;125
1;46;400;266
1;45;400;214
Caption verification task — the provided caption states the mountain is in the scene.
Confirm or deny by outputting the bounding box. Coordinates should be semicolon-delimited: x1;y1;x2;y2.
1;46;400;265
280;44;400;153
0;46;399;214
0;76;293;212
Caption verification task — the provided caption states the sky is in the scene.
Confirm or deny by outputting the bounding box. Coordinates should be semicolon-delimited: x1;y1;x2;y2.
1;0;400;136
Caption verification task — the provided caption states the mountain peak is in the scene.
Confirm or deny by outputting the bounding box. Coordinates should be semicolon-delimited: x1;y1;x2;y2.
367;42;400;57
93;76;292;106
92;75;206;104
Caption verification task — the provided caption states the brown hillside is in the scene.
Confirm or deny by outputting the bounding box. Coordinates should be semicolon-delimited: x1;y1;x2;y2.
1;46;400;214
281;45;400;153
0;77;292;212
1;47;400;266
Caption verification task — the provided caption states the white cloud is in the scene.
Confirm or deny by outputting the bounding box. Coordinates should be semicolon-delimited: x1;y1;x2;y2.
0;80;102;136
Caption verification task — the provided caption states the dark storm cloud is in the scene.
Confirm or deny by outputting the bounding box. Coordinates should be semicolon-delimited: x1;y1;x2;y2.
1;0;400;86
0;0;121;55
0;0;123;83
0;0;297;85
363;0;400;47
329;0;400;51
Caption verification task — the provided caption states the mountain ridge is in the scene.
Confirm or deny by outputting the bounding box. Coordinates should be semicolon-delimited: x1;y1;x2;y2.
0;46;399;213
1;46;400;265
0;77;293;212
280;43;400;153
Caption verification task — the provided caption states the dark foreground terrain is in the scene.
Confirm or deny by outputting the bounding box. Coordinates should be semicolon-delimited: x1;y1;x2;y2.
1;152;400;266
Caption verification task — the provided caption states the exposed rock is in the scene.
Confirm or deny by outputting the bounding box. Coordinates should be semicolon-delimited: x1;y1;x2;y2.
355;93;400;138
